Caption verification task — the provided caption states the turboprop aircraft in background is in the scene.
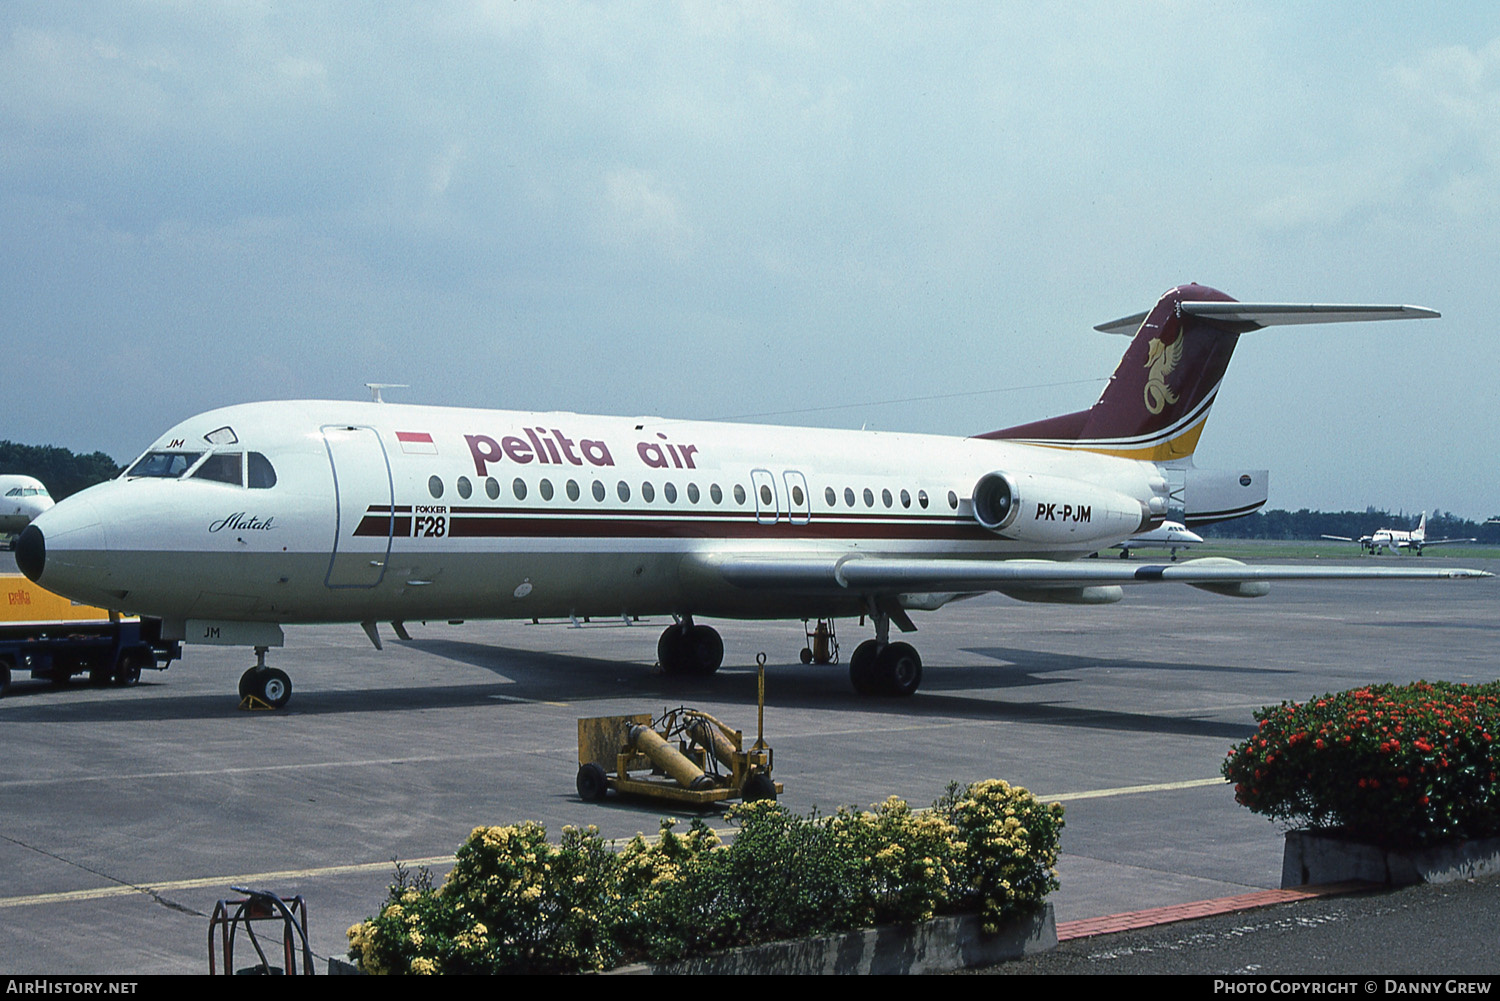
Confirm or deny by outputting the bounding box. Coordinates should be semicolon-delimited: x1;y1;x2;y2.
15;285;1490;707
0;475;54;539
1323;512;1476;555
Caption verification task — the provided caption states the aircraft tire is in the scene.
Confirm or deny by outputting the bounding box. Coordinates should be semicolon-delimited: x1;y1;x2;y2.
848;639;880;695
242;667;292;709
742;771;777;802
657;626;685;675
576;762;609;802
684;625;723;676
0;658;11;697
875;642;922;697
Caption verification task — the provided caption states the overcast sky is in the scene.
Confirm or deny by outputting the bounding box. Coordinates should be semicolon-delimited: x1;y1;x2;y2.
2;2;1497;518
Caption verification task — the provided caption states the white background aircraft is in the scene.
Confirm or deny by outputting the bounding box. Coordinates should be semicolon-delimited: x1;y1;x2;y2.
1112;521;1204;560
0;475;54;537
1322;512;1476;555
16;285;1488;707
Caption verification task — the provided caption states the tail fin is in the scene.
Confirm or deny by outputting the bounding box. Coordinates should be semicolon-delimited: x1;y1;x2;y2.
980;284;1439;462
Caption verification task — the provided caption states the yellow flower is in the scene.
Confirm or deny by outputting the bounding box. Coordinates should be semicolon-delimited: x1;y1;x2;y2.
410;957;437;975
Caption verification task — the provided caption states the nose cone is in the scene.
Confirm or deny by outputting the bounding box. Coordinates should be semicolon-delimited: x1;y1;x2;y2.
20;496;109;601
15;524;44;582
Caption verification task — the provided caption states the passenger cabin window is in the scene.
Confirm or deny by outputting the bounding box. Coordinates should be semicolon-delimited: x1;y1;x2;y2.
457;476;473;499
126;452;203;478
428;476;444;499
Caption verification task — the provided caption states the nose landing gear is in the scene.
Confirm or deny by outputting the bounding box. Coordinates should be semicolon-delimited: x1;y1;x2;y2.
239;646;292;710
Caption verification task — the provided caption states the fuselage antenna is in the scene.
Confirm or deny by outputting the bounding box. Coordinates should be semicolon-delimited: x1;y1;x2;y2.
366;383;409;403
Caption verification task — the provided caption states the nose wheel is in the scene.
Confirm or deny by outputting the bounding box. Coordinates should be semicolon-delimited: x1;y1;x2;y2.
238;647;292;710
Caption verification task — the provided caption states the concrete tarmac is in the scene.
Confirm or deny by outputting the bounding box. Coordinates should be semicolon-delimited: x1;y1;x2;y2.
0;547;1494;975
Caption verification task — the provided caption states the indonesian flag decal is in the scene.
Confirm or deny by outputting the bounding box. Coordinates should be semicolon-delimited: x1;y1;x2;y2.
396;430;438;455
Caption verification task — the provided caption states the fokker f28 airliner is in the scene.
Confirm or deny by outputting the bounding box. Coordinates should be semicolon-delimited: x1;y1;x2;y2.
15;285;1490;708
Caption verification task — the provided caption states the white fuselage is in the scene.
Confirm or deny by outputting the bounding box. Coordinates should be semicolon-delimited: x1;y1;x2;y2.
0;475;54;534
26;400;1165;631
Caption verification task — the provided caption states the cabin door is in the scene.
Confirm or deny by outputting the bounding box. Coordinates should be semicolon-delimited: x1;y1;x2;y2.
322;425;395;588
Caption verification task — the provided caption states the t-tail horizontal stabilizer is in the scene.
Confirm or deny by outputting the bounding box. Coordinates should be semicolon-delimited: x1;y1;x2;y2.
985;285;1440;463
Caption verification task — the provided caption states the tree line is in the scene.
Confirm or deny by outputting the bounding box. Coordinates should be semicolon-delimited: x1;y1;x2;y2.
0;441;123;501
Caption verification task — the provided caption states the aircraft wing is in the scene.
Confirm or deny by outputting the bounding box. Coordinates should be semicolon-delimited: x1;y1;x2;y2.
702;554;1491;593
1421;538;1479;547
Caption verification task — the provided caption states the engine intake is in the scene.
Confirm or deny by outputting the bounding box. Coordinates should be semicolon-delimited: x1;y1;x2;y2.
970;470;1153;547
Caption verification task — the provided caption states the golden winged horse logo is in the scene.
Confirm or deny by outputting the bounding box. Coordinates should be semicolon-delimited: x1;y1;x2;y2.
1143;335;1183;414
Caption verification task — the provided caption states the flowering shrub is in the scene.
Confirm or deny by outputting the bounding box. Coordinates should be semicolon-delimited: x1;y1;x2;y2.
347;780;1064;974
937;779;1066;932
1222;681;1500;848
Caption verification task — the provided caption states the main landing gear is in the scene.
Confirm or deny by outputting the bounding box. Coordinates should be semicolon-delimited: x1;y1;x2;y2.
657;617;724;677
238;646;292;710
846;610;922;698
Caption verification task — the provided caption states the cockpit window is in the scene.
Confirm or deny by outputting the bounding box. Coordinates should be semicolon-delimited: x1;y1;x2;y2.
248;453;277;489
5;486;47;497
192;452;244;485
125;452;204;478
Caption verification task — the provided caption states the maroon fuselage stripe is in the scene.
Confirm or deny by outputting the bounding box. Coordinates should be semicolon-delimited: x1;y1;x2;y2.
353;506;993;542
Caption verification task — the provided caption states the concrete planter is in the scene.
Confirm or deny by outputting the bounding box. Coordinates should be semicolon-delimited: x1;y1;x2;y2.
608;904;1056;975
1282;829;1500;888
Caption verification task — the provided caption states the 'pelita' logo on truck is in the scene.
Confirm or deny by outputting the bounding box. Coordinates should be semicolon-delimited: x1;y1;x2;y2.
8;588;30;606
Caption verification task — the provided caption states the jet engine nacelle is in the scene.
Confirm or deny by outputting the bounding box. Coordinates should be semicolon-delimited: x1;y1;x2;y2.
971;470;1153;546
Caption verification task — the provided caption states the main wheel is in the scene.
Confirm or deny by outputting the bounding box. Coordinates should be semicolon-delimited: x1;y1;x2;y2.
576;762;609;802
848;639;880;695
657;625;686;674
874;642;922;697
684;625;723;676
0;657;12;697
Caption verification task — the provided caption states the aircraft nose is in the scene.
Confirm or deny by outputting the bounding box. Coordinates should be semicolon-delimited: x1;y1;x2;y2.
20;497;108;595
15;524;44;582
